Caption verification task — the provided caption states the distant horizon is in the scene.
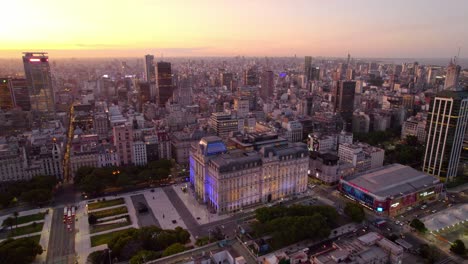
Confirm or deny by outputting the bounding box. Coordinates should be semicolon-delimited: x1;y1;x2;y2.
2;1;467;60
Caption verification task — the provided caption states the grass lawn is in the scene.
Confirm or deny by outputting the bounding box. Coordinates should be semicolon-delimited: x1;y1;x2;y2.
90;220;131;234
90;228;133;247
2;212;46;227
9;222;44;237
28;234;41;244
88;198;125;211
91;206;128;219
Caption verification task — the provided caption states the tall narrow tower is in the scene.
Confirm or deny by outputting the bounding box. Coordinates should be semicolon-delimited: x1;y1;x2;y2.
22;52;55;118
423;90;468;182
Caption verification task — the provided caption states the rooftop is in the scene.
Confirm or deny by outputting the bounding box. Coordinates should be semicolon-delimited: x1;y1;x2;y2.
342;164;440;198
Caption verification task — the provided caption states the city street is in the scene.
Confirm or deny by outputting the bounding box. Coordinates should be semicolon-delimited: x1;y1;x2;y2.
46;207;76;264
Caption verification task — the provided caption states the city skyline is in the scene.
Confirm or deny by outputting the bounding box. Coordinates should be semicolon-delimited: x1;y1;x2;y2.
1;0;468;58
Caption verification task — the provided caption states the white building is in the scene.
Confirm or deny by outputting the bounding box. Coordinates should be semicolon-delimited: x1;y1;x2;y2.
338;143;384;173
132;141;147;166
282;120;303;142
97;145;120;168
401;113;427;143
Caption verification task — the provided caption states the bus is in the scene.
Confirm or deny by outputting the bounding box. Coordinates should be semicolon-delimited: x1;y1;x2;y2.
374;220;387;227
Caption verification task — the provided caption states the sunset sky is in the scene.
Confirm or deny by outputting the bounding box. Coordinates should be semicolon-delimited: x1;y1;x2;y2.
1;0;467;58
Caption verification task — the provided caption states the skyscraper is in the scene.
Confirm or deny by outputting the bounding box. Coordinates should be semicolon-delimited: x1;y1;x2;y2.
304;56;312;80
423;90;468;182
10;78;31;111
304;56;319;83
333;81;356;131
144;54;157;100
156;61;173;106
243;67;259;86
444;58;461;90
22;52;55;116
0;78;14;110
260;70;274;100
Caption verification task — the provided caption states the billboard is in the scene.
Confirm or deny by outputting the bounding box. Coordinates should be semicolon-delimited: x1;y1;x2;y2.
342;183;374;207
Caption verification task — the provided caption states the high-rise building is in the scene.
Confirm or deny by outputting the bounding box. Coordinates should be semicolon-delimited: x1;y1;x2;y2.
243;67;259;86
304;56;312;80
156;61;173;106
333;81;356;131
423;90;468;182
260;70;274;100
0;78;14;110
22;52;55;116
144;54;156;82
209;112;239;139
444;58;461;89
113;124;134;165
144;54;157;100
10;78;31;111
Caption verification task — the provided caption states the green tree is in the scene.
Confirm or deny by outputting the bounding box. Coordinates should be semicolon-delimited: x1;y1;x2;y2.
129;250;160;264
419;244;439;264
0;237;43;264
75;166;94;184
450;239;466;255
195;236;210;246
21;189;52;205
162;243;185;257
87;249;111;264
116;173;131;187
344;203;365;222
410;219;427;233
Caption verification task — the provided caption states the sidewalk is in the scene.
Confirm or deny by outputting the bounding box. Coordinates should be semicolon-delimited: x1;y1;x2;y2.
171;184;229;225
35;208;54;264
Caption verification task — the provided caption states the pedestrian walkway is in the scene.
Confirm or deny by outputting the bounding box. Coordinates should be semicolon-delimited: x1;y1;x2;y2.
0;208;48;226
171;183;229;225
35;208;54;264
144;189;188;230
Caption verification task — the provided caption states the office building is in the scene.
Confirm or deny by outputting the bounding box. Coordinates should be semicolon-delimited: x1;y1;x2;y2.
156;61;173;106
423;90;468;182
0;78;14;110
333;81;356;131
190;136;308;214
10;78;31;111
22;52;55;116
132;141;147;166
338;143;384;173
243;67;259;86
144;54;157;100
209;112;240;139
444;58;461;89
261;70;274;100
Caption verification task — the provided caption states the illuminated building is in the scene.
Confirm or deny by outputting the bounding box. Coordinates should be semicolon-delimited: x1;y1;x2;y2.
190;136;309;214
339;164;443;216
22;52;55;117
144;54;157;101
209;112;240;139
333;81;356;131
156;61;173;106
422;90;468;182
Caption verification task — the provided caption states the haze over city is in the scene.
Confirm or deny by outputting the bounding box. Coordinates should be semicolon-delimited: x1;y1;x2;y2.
1;0;468;58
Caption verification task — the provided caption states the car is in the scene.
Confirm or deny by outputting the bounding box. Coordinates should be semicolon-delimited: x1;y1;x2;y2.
431;210;437;213
448;203;453;207
395;221;400;225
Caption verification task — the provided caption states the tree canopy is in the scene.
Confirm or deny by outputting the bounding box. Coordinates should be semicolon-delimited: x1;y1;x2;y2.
0;175;57;208
162;243;186;257
253;205;337;248
450;239;466;255
0;237;43;264
410;219;427;233
344;203;365;223
106;226;190;261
